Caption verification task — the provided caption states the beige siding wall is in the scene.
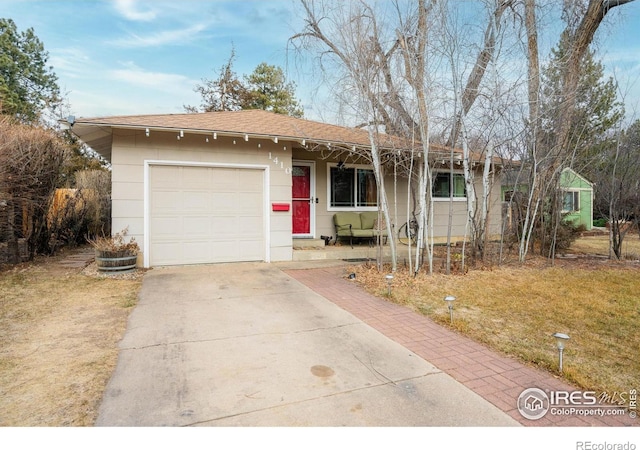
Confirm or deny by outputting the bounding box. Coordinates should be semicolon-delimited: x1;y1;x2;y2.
292;148;503;243
110;129;293;264
110;128;503;265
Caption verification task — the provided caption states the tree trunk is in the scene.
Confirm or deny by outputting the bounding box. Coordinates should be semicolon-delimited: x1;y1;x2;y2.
445;0;512;148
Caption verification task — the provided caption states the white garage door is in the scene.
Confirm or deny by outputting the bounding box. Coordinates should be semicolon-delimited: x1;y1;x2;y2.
149;165;265;266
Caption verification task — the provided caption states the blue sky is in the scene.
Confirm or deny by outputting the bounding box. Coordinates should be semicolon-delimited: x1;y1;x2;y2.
3;0;640;123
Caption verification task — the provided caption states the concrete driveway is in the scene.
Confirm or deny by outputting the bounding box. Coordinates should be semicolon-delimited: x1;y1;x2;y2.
96;263;518;426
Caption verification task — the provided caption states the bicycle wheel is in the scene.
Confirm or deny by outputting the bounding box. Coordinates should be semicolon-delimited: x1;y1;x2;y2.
398;221;417;245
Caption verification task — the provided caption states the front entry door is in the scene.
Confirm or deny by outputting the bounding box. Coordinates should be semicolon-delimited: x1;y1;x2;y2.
292;162;315;237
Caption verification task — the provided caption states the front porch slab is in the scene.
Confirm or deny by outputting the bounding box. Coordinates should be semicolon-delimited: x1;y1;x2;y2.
293;241;395;262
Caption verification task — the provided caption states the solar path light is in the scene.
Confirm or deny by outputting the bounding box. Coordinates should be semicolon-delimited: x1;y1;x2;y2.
444;295;456;324
385;274;394;296
552;332;570;373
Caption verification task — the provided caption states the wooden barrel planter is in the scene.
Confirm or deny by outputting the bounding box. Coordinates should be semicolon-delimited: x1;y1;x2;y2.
95;250;137;273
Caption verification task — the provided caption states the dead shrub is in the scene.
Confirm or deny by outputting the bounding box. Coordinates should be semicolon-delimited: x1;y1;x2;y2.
0;117;68;261
47;170;111;249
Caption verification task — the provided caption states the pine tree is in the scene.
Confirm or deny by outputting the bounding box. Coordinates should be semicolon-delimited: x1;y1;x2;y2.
0;18;61;123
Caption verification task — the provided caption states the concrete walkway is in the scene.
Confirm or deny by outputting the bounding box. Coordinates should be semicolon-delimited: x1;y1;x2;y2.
97;263;518;426
285;265;637;427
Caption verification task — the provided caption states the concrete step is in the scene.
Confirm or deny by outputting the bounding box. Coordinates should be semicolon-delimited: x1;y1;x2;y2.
293;244;394;261
293;239;326;249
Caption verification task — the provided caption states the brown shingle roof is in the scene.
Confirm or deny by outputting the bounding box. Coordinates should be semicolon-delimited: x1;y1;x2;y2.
71;109;411;158
68;109;502;166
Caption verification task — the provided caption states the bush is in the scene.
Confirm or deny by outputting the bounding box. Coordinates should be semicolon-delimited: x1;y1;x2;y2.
88;227;139;256
0;117;67;261
593;218;607;228
554;220;586;252
47;170;111;249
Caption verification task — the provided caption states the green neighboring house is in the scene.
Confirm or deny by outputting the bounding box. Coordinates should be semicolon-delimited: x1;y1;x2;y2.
559;168;593;231
502;167;594;231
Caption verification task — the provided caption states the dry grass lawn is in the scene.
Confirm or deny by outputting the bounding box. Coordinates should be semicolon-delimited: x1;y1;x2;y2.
569;234;640;259
352;236;640;397
0;250;141;426
1;235;638;426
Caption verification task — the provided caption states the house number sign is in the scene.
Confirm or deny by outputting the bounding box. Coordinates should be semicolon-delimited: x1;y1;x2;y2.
268;151;291;174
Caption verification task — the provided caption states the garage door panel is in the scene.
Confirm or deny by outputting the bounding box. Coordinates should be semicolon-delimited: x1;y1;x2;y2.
151;217;183;235
149;165;265;266
152;242;182;265
183;191;210;210
152;166;182;188
238;240;264;259
153;190;182;209
183;216;210;235
182;167;211;186
209;215;239;234
211;192;239;210
238;216;263;234
208;241;239;262
211;168;238;186
238;192;263;209
181;241;210;262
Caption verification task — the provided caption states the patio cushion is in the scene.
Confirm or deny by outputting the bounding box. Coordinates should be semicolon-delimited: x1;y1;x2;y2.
351;229;375;238
333;212;363;232
360;211;378;230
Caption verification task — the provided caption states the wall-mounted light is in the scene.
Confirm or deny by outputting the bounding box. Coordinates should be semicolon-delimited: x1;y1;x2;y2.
272;137;278;144
233;139;236;145
444;295;456;324
180;130;184;138
552;332;570;373
145;128;150;137
213;132;217;140
244;134;249;142
257;143;261;149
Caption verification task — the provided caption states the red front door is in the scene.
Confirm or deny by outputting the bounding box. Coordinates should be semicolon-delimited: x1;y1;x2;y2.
292;165;311;235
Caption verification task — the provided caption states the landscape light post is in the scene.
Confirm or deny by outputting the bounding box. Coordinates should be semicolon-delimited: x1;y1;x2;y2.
385;274;394;296
552;332;570;373
444;295;456;324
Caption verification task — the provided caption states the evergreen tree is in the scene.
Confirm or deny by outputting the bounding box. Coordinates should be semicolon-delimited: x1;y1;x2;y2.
0;18;61;123
186;49;303;117
539;32;623;175
243;63;304;118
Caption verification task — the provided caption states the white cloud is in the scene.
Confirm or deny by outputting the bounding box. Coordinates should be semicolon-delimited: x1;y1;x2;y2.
109;61;196;93
110;23;209;47
112;0;157;22
49;48;92;79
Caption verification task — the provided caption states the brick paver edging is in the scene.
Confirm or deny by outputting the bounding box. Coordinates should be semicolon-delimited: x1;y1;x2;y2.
285;267;637;427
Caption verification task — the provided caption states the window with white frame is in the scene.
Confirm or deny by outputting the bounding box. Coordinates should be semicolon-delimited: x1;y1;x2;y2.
433;172;466;199
562;190;580;212
329;164;377;209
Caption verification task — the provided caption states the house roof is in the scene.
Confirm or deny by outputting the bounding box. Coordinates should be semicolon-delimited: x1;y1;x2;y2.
66;109;411;160
561;167;593;188
64;109;500;165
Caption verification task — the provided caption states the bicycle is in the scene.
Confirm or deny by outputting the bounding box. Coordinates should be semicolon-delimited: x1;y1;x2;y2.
398;215;419;245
